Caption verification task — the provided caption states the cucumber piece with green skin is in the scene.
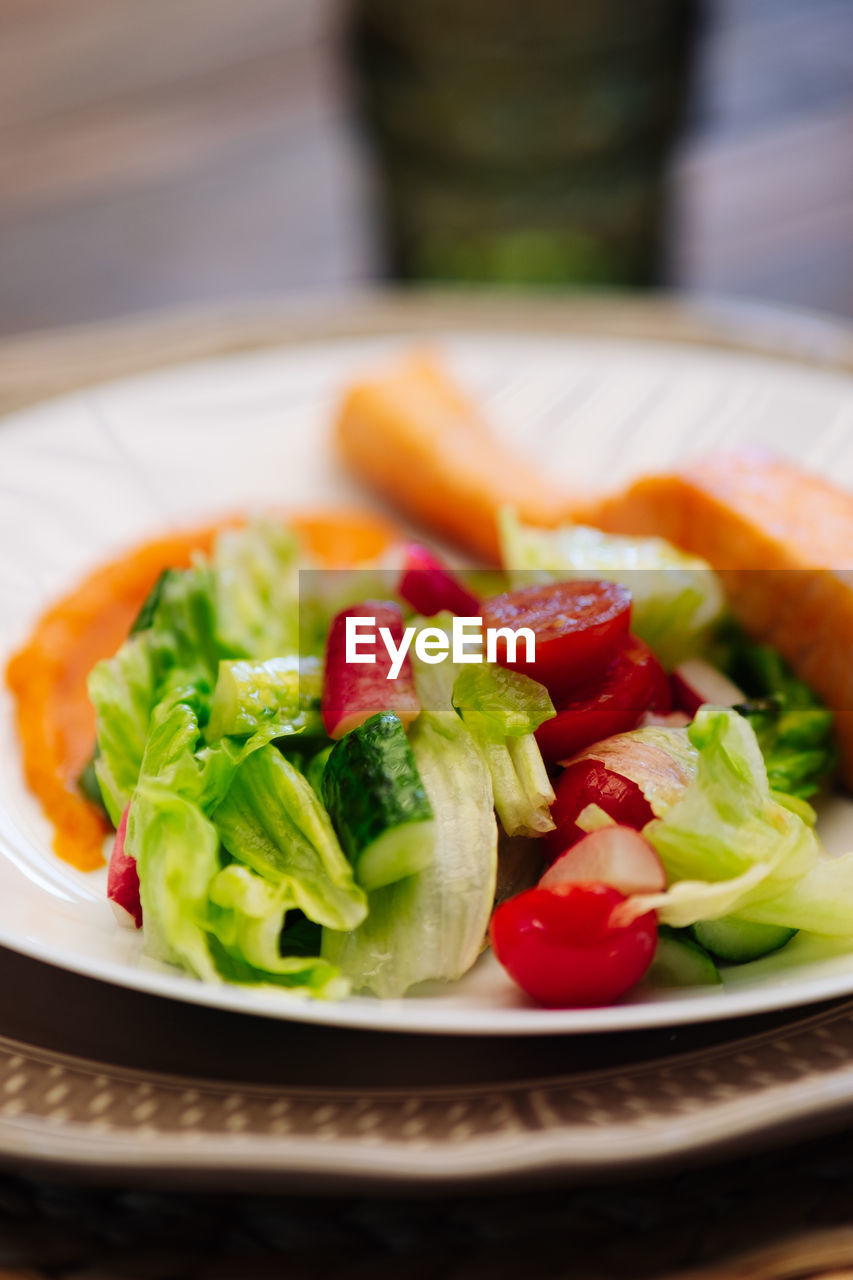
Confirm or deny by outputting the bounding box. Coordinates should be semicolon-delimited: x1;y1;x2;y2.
207;656;323;741
692;916;797;963
305;745;333;800
649;926;721;988
322;712;435;891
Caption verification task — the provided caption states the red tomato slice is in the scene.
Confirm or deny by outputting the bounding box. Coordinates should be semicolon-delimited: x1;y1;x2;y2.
490;882;657;1007
535;636;664;764
543;758;655;862
480;579;631;700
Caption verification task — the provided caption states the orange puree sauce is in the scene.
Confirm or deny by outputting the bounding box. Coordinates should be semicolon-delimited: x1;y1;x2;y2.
5;510;395;872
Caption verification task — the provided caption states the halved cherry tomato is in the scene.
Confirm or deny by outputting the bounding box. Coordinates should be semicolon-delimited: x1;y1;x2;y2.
535;636;664;764
480;579;631;700
543;759;654;862
490;882;657;1007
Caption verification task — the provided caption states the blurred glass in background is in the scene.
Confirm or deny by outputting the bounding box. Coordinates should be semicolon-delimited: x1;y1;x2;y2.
0;0;850;335
349;0;699;286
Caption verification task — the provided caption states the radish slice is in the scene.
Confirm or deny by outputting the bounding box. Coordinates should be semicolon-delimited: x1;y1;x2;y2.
540;826;666;897
671;659;744;718
107;805;142;929
322;600;420;739
398;543;480;617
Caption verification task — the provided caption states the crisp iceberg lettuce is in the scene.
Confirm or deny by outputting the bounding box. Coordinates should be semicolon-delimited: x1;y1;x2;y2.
451;665;555;837
125;682;360;993
212;745;367;933
206;864;349;998
89;520;312;821
206;655;323;743
131;783;221;981
211;519;300;659
89;634;158;825
89;560;222;823
451;664;554;740
408;617;556;838
91;518;380;996
130;783;348;996
627;706;853;936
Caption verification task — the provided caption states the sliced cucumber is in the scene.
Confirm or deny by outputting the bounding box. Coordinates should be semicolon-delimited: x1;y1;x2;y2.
305;745;333;799
649;926;721;988
322;712;434;891
692;916;797;963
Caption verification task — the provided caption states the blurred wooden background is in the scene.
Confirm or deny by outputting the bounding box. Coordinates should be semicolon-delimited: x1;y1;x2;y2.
0;0;851;337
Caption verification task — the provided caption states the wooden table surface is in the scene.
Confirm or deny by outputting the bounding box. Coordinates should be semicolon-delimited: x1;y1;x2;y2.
1;0;852;337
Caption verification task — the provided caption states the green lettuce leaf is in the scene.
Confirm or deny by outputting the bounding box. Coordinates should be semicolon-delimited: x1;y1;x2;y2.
206;655;323;743
211;519;300;659
212;745;367;933
90;520;311;821
131;782;221;981
451;664;555;738
627;706;844;931
136;685;283;813
451;665;555;838
127;699;353;992
88;562;222;822
408;618;555;839
205;864;349;998
89;635;158;825
130;784;348;995
719;625;837;799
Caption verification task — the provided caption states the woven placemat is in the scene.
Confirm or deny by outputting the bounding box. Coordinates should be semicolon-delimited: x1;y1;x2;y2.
0;1130;852;1279
3;293;853;1280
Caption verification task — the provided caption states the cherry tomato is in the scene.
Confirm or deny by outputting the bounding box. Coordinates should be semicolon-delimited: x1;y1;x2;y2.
535;636;664;763
490;882;657;1007
543;759;654;862
480;579;631;700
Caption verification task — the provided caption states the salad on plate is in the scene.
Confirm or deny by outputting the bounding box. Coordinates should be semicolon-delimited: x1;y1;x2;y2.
6;352;852;1010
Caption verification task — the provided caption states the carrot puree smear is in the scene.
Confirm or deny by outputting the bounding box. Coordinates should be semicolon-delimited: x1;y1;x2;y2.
5;510;394;872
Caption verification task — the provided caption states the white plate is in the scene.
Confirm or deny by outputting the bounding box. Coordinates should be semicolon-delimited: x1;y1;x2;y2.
3;323;853;1036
